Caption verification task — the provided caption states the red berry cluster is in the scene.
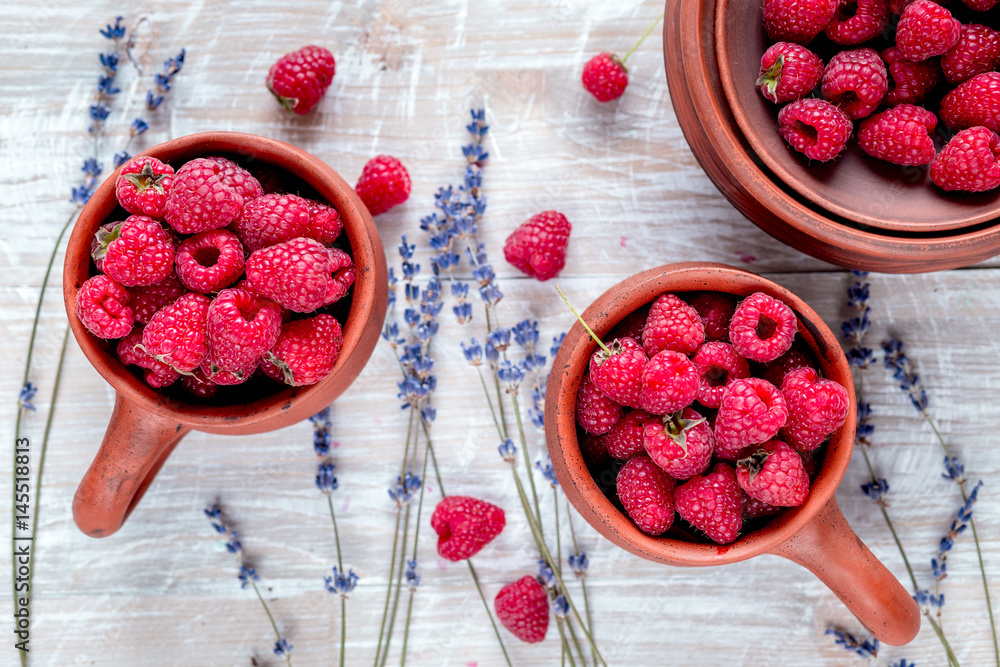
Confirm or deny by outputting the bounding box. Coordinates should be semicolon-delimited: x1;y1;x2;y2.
75;154;355;400
575;291;850;545
760;0;1000;192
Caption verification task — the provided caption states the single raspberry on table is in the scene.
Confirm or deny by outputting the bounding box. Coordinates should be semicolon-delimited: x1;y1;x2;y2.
639;350;700;416
760;345;815;387
245;237;355;312
688;292;736;342
743;494;783;520
589;337;648;409
431;495;506;561
882;46;940;106
939;72;1000;132
777;98;853;161
930;126;1000;192
779;367;850;452
736;440;811;507
858;104;938;166
115;156;174;219
941;24;1000;85
604;409;653;459
306;200;344;246
494;576;549;644
76;274;133;339
260;314;344;386
643;407;714;480
895;0;962;62
175;229;246;293
582;52;628;102
641;293;705;357
130;273;186;324
824;0;889;45
758;42;824;105
355;155;411;217
674;463;744;545
821;48;888;120
116;325;179;389
164;158;246;234
575;372;622;435
141;292;210;374
206;288;282;376
266;45;336;115
763;0;839;45
729;292;797;363
231;193;314;253
617;456;677;535
503;210;572;282
92;215;175;287
714;377;789;459
691;341;750;409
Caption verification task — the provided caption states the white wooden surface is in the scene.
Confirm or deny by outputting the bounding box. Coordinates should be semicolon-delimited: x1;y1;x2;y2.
2;1;999;665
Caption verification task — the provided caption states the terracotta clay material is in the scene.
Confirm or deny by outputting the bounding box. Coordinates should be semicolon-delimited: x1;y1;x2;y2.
544;263;920;646
64;132;387;538
664;0;1000;272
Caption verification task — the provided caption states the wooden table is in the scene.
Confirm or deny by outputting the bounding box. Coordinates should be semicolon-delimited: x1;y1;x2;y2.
3;1;998;665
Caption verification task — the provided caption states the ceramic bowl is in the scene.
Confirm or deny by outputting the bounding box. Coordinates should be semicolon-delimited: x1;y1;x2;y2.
63;132;387;537
664;0;1000;271
545;263;919;646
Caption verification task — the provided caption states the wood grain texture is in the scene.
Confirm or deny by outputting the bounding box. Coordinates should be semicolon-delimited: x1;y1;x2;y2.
2;1;999;665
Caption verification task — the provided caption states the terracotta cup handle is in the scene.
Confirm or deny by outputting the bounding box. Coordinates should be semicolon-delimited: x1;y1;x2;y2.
768;495;921;645
73;392;190;538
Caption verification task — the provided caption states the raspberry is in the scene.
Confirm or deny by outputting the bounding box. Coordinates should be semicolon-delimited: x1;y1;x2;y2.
494;576;549;644
589;337;648;409
757;42;824;105
858;104;938;166
253;166;286;195
639;350;700;415
266;45;336;115
181;367;219;400
960;0;999;8
736;440;811;507
780;367;851;452
260;314;343;386
116;325;179;388
206;288;282;376
760;345;815;387
929;126;1000;192
130;273;186;324
617;456;676;535
141;292;210;374
691;341;750;409
115;156;174;219
575;373;621;435
824;0;889;45
821;48;888;120
92;215;175;287
729;292;797;363
604;409;653;459
688;292;736;342
742;495;783;520
354;155;411;217
75;274;133;339
674;463;743;545
245;238;355;312
200;358;251;386
641;293;705;357
895;0;961;62
777;98;853;161
164;158;245;234
430;495;505;561
714;378;789;459
579;432;610;468
763;0;839;44
883;46;940;105
306;200;344;246
941;24;1000;85
581;52;628;102
231;194;314;253
643;407;714;480
203;156;264;204
175;229;246;293
608;309;647;342
940;72;1000;132
503;210;572;282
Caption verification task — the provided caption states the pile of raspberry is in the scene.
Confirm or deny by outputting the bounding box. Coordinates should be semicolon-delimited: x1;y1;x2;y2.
759;0;1000;192
74;155;354;399
575;290;850;545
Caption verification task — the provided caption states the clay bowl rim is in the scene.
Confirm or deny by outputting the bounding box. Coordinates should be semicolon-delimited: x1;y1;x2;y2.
664;0;1000;273
62;131;387;434
544;262;857;567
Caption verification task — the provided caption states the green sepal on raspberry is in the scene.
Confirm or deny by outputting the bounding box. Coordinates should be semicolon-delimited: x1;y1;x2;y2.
122;159;169;195
91;222;122;263
756;55;785;100
655;410;707;455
